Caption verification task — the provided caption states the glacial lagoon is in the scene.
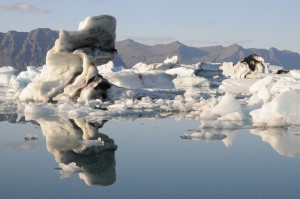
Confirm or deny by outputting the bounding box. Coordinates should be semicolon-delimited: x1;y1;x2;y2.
1;111;300;199
2;13;300;199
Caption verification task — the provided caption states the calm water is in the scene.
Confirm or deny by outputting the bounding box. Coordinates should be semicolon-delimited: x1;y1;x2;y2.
1;112;300;199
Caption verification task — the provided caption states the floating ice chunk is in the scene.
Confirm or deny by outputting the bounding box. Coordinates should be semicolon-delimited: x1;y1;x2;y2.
250;89;300;126
221;54;266;79
248;73;300;105
163;55;178;65
199;109;219;119
97;61;124;74
218;112;244;121
132;56;178;73
12;66;40;89
166;67;195;77
103;70;175;89
212;94;243;118
221;62;234;77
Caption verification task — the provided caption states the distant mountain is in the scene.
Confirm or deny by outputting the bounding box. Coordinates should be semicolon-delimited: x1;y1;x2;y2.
1;29;300;70
115;40;209;67
0;29;58;71
116;40;300;69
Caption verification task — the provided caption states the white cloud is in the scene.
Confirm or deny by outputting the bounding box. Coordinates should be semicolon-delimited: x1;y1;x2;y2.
0;3;51;13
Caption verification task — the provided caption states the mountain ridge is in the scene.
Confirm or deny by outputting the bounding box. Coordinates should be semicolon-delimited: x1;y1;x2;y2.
1;29;300;71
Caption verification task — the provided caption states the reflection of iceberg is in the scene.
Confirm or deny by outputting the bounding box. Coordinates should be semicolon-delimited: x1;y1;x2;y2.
222;130;240;147
58;162;84;179
250;127;300;157
181;130;226;141
36;116;117;186
181;128;239;147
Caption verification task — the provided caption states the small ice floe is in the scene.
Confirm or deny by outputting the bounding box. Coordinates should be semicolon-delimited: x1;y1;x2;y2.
55;162;85;179
24;134;38;141
79;137;105;147
180;131;227;141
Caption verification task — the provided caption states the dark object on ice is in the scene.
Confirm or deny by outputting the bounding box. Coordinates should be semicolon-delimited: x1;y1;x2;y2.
242;54;264;71
276;69;289;74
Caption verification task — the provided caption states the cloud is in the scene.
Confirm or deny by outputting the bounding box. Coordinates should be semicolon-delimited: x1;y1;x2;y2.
0;3;51;13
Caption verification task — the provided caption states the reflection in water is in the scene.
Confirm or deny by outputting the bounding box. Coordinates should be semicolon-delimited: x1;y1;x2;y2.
36;116;117;186
181;130;227;141
181;128;240;148
250;126;300;158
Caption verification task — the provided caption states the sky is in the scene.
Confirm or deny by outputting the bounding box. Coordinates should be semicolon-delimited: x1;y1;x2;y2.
0;0;300;53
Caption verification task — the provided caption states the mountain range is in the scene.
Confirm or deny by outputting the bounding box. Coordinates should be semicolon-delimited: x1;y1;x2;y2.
1;28;300;71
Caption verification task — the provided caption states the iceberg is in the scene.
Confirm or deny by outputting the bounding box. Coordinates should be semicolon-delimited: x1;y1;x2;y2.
221;54;267;79
19;15;117;103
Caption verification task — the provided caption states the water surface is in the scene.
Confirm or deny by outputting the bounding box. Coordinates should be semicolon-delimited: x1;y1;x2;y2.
1;114;300;199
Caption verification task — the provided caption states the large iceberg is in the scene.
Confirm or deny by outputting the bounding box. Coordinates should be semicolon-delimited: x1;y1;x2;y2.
19;15;117;103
